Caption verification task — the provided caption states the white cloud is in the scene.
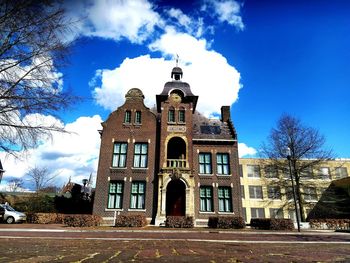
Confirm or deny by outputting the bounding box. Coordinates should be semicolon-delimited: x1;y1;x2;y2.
238;143;257;157
202;0;244;30
0;115;102;189
67;0;162;43
91;28;242;117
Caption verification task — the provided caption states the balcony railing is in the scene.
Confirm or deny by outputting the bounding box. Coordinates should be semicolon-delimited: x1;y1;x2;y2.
166;159;186;168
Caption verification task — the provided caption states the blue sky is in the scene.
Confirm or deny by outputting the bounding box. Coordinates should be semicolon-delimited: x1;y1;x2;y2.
1;0;350;190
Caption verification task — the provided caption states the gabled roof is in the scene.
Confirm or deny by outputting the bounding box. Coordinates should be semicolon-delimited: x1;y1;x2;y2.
192;111;236;142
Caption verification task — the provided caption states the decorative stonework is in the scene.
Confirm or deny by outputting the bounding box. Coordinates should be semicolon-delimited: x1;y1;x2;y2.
170;168;182;180
125;88;144;100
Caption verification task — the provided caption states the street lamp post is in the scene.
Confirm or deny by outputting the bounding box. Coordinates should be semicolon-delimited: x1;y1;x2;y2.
287;149;301;232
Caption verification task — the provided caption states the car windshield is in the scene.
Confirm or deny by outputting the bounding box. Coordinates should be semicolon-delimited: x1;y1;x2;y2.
4;205;15;211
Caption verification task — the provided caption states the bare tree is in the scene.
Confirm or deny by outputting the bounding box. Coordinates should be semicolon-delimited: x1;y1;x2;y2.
26;166;58;193
261;114;333;221
0;0;78;156
7;178;23;192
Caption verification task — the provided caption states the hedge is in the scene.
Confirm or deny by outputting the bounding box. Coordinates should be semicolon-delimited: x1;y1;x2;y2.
165;216;194;228
26;212;102;227
250;218;294;230
309;219;350;230
63;214;102;227
208;216;245;229
115;214;147;227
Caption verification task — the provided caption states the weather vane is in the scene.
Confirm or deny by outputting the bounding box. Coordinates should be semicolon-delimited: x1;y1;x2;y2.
176;54;179;67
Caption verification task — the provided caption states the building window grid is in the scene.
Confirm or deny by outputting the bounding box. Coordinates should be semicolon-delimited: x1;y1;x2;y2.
267;186;281;200
107;181;123;209
133;143;148;168
135;111;142;124
247;165;261;178
304;187;317;201
217;153;230;175
269;208;283;219
178;109;185;123
200;186;213;212
335;167;348;179
112;142;127;167
124;110;131;124
168;107;175;122
251;208;265;219
199;153;212;174
249;185;263;199
218;187;232;212
317;167;330;179
264;165;279;178
130;182;145;209
241;185;245;199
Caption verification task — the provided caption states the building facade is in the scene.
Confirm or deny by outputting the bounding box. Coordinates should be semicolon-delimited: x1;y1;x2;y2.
93;67;242;225
240;158;350;223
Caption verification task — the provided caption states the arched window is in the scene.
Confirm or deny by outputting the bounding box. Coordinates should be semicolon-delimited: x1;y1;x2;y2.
168;107;175;123
178;107;185;123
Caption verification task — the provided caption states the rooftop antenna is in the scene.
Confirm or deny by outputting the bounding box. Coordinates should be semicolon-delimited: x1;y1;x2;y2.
176;54;179;67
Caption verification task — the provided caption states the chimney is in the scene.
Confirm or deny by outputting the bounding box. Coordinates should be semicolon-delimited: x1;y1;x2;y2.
221;106;231;122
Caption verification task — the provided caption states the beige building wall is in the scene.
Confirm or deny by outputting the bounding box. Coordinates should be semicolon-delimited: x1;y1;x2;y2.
239;158;350;223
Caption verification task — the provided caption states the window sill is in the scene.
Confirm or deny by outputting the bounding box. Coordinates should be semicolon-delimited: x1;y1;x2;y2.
218;211;234;215
131;167;148;170
199;174;213;176
110;167;127;170
199;211;215;214
105;208;123;212
128;209;146;212
217;174;231;177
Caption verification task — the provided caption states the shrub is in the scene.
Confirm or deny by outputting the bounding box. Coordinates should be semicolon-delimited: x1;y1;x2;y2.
208;216;245;229
270;219;294;230
63;214;102;227
165;216;194;228
26;213;64;224
309;219;350;230
250;218;294;230
115;214;147;227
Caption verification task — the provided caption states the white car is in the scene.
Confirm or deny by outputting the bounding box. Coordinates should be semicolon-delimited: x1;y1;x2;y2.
0;204;26;224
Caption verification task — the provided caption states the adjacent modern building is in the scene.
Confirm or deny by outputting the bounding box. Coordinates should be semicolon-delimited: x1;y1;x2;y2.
240;158;350;223
93;67;242;225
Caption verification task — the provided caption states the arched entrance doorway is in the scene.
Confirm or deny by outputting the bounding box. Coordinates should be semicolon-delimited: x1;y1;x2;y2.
166;179;186;216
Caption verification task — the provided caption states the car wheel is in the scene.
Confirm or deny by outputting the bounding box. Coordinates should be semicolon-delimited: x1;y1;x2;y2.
6;216;14;224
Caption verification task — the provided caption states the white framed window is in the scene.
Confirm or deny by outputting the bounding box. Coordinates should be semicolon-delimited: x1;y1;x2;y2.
247;165;260;178
178;107;185;123
199;153;212;174
218;187;232;212
107;181;123;209
133;143;148;168
135;111;142;124
249;186;263;199
267;186;281;199
168;107;175;122
264;165;278;178
251;208;265;219
317;167;330;179
130;182;145;209
124;110;131;124
335;167;348;179
304;187;317;201
112;142;127;167
200;186;213;212
217;153;230;175
269;208;283;219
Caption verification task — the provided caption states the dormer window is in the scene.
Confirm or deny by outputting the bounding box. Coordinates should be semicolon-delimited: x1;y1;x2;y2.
135;111;141;124
168;107;175;123
124;110;131;124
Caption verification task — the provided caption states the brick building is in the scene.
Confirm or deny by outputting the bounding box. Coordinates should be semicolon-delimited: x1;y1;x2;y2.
93;66;242;225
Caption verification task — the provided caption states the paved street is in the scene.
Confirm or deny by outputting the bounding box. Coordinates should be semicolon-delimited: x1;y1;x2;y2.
0;225;349;262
